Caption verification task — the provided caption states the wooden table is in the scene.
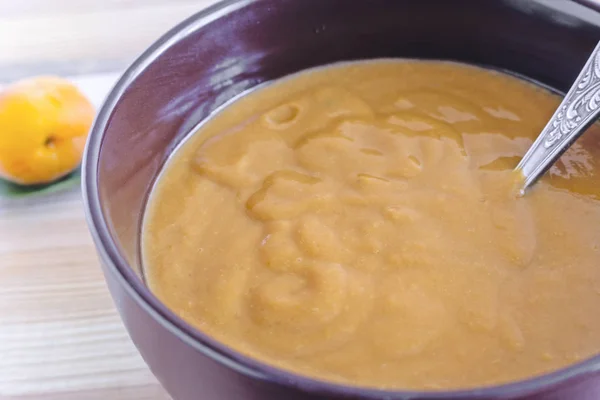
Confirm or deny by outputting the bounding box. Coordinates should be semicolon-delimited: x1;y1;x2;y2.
0;188;171;400
0;1;217;399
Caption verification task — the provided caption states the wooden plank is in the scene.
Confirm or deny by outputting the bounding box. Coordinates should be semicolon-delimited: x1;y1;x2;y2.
0;190;168;399
6;384;170;400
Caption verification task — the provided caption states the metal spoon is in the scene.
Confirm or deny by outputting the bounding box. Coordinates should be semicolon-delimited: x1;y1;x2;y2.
516;40;600;194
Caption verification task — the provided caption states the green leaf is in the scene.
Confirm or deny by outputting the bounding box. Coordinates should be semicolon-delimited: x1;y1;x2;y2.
0;168;81;198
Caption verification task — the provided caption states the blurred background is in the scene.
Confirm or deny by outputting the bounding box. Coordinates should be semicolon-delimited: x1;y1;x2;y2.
0;0;215;81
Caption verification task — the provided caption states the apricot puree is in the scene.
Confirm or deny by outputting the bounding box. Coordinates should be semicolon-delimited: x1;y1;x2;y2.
142;60;600;390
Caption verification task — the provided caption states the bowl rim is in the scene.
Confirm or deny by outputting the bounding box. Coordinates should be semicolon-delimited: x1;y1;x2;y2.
82;0;600;398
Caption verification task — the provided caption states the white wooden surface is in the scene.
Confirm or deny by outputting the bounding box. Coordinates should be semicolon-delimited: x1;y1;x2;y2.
0;1;218;399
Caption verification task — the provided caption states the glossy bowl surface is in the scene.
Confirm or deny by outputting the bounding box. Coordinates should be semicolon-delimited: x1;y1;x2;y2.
83;1;600;399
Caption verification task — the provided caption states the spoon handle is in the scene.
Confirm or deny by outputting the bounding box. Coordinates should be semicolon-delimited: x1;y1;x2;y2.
516;40;600;193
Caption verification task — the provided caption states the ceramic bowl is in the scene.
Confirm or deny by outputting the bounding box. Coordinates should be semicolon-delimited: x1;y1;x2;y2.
82;1;600;398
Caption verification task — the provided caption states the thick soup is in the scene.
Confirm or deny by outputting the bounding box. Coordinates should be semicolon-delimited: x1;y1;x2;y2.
142;60;600;390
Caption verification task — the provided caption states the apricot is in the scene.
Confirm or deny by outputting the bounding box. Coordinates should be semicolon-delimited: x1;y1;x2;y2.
0;76;95;185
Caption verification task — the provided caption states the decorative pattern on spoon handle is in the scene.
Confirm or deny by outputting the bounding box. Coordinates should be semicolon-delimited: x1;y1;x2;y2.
516;40;600;192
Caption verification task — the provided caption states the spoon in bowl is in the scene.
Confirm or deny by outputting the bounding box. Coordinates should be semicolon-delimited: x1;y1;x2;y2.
516;40;600;194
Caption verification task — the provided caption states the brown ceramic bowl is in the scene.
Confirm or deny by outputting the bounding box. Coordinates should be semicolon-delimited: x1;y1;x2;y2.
82;0;600;399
